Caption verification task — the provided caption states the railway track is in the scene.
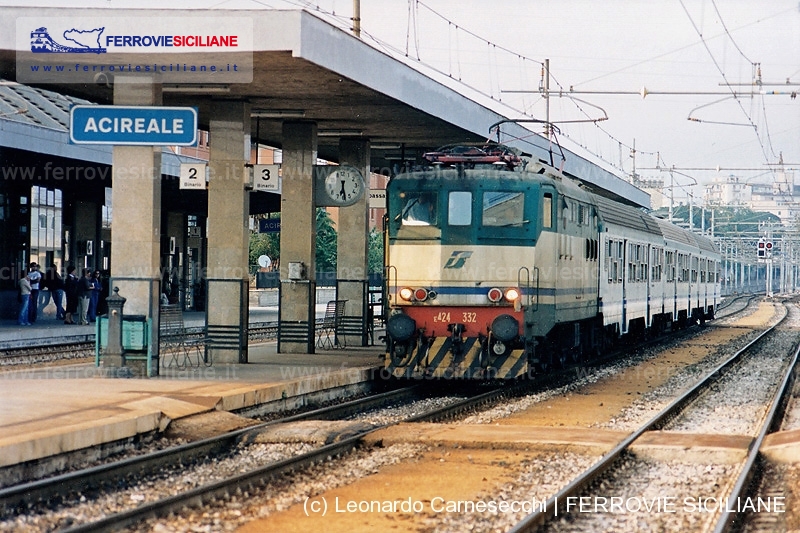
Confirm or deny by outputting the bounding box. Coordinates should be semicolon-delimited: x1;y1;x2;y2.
1;379;555;532
2;340;655;531
0;321;282;367
509;298;798;533
0;296;766;531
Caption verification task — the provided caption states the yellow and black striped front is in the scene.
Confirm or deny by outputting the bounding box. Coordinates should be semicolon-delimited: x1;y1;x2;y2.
386;336;528;379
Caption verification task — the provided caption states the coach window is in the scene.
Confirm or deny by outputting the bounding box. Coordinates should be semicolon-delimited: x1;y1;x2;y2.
483;191;524;226
448;191;472;226
542;193;553;229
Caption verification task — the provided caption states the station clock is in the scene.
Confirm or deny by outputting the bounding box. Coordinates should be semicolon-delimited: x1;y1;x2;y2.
314;165;366;207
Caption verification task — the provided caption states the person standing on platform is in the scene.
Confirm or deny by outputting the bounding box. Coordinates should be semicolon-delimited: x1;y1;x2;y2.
44;263;66;320
18;271;31;326
87;270;102;322
27;262;41;324
63;265;78;325
77;268;92;326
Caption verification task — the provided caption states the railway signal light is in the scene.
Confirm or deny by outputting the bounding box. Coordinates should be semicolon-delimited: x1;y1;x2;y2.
757;240;773;259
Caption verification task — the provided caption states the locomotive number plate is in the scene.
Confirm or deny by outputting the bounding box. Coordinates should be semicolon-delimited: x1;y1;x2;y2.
433;312;451;323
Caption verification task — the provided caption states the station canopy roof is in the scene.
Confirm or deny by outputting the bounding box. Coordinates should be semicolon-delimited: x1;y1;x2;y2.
0;7;649;208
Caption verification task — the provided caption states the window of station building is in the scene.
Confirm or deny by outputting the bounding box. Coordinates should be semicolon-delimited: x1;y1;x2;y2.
29;186;62;267
482;191;524;226
448;191;472;226
102;187;112;229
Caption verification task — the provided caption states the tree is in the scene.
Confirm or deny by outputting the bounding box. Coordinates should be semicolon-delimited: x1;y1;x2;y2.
315;208;337;272
368;228;384;274
249;227;279;274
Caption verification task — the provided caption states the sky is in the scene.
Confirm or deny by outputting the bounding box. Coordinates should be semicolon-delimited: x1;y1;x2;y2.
4;0;800;198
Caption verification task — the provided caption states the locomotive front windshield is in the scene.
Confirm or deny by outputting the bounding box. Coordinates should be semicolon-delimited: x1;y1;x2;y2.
389;173;551;244
400;192;438;226
482;191;524;226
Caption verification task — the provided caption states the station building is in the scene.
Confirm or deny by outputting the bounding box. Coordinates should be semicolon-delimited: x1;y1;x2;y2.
0;80;390;320
0;81;260;318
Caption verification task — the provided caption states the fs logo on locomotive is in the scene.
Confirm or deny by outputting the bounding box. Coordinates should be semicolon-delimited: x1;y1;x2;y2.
443;251;473;269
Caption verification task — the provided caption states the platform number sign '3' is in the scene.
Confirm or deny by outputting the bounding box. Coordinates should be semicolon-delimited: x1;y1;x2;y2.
253;164;281;192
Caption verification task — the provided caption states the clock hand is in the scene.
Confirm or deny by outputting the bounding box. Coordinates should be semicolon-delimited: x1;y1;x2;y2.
340;180;346;199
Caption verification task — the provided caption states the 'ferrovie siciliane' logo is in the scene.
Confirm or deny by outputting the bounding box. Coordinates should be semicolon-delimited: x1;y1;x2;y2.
31;26;107;54
443;251;473;269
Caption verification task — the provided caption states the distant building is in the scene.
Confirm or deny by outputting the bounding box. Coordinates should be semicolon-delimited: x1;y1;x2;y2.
703;169;800;225
705;174;751;207
633;177;665;210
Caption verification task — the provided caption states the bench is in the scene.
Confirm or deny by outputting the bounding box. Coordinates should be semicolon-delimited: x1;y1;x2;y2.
316;299;347;349
160;304;205;368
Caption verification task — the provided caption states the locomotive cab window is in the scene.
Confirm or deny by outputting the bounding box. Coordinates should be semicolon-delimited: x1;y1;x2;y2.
395;191;441;240
448;191;472;226
542;193;553;229
482;191;524;226
400;192;437;226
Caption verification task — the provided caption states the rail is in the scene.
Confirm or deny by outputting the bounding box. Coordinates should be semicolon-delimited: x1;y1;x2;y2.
508;298;789;532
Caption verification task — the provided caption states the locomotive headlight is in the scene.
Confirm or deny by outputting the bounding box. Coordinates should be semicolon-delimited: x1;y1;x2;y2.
491;314;519;343
487;287;503;303
399;287;413;301
504;288;520;302
387;313;416;342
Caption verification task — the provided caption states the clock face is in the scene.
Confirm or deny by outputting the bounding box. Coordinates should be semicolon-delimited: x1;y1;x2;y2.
325;168;363;204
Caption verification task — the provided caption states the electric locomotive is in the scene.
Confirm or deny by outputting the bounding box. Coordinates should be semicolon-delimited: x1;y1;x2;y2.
383;144;719;379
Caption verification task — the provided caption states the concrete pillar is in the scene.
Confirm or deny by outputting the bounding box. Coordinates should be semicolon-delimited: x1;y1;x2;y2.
279;122;317;353
109;76;162;373
207;101;251;363
337;138;370;346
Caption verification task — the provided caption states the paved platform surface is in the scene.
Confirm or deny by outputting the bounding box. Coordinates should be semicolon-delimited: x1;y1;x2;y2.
0;309;384;469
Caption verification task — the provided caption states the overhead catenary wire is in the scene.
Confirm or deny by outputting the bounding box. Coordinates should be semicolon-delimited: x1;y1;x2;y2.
212;0;795;183
678;0;775;178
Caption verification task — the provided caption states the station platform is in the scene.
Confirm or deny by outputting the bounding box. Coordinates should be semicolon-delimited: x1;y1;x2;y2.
0;305;385;472
0;304;316;349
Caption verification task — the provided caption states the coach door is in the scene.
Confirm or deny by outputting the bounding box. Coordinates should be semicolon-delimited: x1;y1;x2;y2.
621;238;628;334
645;244;651;327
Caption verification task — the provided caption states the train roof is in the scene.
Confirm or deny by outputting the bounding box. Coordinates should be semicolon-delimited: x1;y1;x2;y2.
591;191;718;254
653;217;717;253
591;193;662;238
390;163;718;255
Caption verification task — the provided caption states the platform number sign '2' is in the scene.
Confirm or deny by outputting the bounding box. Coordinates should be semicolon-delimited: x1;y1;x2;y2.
253;165;281;192
180;163;207;190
